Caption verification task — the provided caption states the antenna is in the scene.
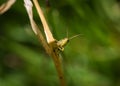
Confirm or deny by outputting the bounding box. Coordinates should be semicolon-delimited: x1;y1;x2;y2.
69;34;81;40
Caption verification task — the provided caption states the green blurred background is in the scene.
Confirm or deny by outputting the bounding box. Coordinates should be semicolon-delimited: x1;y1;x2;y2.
0;0;120;86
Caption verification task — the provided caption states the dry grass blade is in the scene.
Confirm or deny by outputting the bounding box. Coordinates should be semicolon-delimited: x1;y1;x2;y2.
0;0;16;15
33;0;55;43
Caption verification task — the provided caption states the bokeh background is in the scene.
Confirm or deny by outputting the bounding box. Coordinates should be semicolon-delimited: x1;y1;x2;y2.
1;0;120;86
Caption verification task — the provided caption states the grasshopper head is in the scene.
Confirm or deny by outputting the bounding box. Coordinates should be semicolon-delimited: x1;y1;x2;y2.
57;38;69;51
56;34;80;52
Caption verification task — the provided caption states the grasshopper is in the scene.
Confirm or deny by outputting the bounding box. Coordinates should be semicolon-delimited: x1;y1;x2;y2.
57;34;80;52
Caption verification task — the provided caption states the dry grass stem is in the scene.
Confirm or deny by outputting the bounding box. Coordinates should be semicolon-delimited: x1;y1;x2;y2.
24;0;66;86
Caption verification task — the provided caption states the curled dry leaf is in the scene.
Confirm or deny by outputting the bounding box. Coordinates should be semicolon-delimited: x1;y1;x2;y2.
0;0;16;15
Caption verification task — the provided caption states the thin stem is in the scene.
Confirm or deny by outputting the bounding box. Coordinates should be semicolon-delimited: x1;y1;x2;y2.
33;0;55;43
25;0;67;86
